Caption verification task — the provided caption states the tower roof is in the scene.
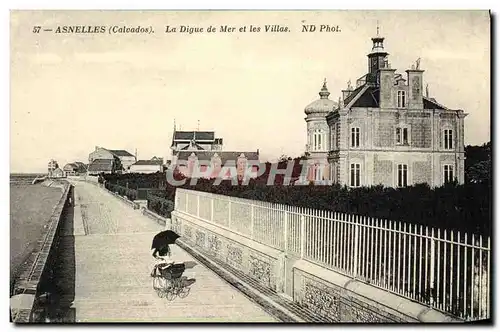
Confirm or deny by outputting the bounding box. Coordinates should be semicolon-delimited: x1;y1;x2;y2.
304;79;337;115
319;78;330;99
369;21;388;56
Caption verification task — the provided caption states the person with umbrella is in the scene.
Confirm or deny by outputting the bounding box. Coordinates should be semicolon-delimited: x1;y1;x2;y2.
151;230;181;275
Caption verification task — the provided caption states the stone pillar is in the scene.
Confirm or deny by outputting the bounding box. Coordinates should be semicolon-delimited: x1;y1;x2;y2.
406;69;424;109
379;68;396;109
339;111;349;150
338;153;348;185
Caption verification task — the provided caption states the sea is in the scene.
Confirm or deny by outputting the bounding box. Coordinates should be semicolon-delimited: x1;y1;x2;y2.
10;173;46;185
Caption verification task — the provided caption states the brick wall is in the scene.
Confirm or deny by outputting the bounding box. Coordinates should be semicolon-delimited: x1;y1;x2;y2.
375;114;395;148
412;160;432;184
374;157;393;186
409;117;432;148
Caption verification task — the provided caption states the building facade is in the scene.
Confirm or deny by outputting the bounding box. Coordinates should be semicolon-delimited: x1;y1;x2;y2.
88;146;137;173
170;130;223;166
170;128;259;179
304;33;467;188
48;159;58;176
129;159;164;174
63;162;87;176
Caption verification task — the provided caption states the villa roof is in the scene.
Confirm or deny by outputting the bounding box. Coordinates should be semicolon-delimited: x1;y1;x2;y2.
88;159;114;172
132;160;163;166
174;131;215;141
108;149;135;157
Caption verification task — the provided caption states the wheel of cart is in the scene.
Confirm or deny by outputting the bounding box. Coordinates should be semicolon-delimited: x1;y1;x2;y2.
151;262;188;300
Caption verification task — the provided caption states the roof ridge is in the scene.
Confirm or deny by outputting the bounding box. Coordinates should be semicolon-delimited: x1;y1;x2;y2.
345;84;370;108
423;96;450;110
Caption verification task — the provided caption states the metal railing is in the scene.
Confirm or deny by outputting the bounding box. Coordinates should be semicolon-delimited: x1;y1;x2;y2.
175;188;490;321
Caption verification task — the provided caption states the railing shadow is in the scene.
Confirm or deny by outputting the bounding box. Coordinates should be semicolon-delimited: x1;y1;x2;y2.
180;276;197;288
183;261;198;270
40;187;77;322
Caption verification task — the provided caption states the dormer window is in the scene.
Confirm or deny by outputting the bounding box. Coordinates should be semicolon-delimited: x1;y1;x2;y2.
397;91;406;108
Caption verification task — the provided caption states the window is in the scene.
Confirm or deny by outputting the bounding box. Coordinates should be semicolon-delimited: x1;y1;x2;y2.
351;127;360;148
396;127;409;145
443;165;455;184
397;91;406;108
315;165;323;181
331;128;336;149
313;129;325;151
397;164;408;187
332;123;340;149
443;129;453;150
350;163;361;187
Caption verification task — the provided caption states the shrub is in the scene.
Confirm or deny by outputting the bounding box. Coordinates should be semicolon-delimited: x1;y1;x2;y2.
105;182;138;201
147;193;174;218
103;171;491;237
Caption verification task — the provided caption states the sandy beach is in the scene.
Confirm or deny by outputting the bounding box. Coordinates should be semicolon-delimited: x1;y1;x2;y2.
10;183;64;290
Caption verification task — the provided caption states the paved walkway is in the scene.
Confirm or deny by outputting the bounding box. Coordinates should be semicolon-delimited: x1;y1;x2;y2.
68;181;276;322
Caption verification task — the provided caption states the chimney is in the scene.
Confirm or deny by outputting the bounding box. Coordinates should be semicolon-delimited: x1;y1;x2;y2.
406;67;424;109
342;89;351;101
379;67;397;109
95;146;99;152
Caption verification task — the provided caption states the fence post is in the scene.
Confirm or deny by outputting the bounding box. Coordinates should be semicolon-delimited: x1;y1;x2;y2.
430;228;436;306
210;196;214;222
300;214;305;259
185;190;189;213
174;189;179;209
250;203;255;240
352;216;360;277
228;197;232;229
197;193;200;217
284;208;288;253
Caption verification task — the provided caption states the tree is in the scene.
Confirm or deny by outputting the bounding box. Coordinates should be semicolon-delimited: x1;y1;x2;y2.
465;142;491;184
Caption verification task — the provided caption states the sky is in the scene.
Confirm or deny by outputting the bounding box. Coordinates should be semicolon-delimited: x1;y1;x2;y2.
10;10;490;173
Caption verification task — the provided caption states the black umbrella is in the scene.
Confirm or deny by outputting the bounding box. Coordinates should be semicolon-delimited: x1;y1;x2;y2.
151;230;181;250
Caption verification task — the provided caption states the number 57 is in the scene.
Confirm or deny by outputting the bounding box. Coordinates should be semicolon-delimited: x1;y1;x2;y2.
33;26;41;33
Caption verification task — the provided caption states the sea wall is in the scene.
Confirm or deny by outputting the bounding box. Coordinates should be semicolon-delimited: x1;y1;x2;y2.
10;181;73;323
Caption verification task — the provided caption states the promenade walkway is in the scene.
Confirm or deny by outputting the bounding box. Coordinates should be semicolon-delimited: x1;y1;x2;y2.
65;181;276;322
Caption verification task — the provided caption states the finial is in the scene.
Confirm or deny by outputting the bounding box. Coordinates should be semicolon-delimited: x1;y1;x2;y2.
376;20;380;36
416;57;421;70
197;119;200;131
173;118;176;130
319;78;330;99
347;79;352;90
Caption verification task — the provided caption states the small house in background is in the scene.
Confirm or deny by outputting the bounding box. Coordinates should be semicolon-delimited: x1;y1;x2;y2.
129;158;164;174
74;162;87;173
47;159;58;175
174;151;260;179
63;162;87;176
87;159;115;175
51;167;64;178
108;149;137;171
88;146;137;173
